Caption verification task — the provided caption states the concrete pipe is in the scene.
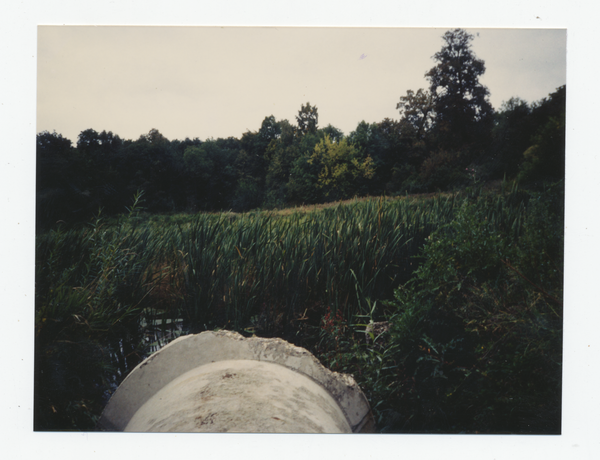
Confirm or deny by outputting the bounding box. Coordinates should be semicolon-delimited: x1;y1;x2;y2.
98;330;375;433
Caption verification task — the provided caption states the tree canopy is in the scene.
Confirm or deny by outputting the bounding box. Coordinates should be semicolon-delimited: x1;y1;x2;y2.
425;29;494;149
35;31;565;231
296;102;319;136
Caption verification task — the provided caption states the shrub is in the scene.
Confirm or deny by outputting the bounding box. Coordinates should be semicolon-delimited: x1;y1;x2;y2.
328;185;563;433
35;193;159;430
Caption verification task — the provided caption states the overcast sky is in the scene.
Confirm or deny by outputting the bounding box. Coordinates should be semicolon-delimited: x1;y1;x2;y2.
37;26;566;144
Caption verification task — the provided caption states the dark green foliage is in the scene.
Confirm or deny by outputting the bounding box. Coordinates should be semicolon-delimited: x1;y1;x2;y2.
286;152;323;204
182;139;239;211
36;130;87;231
489;86;565;183
417;149;469;191
323;183;563;433
320;124;344;143
348;118;414;195
35;194;159;430
232;150;266;212
296;102;319;136
518;113;566;183
425;29;494;151
396;88;435;142
490;98;535;178
264;142;301;208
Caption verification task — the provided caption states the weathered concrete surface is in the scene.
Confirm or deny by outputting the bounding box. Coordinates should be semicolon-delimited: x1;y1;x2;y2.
98;330;375;433
125;360;351;432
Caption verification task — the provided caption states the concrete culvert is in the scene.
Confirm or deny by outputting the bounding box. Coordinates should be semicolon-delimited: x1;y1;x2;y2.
98;330;375;433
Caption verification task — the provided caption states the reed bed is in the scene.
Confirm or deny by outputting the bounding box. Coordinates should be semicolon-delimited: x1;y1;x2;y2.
135;193;465;331
35;185;537;430
37;189;532;339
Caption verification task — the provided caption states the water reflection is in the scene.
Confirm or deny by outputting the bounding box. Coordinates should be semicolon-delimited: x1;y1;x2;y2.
105;317;187;401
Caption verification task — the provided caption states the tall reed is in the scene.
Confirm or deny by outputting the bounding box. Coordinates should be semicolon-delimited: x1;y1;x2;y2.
35;186;535;429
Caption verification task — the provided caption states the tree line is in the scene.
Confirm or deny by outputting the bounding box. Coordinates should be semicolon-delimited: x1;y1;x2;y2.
36;29;565;231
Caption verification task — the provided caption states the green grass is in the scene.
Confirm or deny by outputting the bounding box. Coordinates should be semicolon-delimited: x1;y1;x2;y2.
34;182;563;433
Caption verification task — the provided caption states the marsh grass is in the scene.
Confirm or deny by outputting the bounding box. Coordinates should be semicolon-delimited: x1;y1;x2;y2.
35;182;562;432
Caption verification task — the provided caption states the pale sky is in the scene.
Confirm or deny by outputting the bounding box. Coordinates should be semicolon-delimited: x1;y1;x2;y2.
37;26;566;144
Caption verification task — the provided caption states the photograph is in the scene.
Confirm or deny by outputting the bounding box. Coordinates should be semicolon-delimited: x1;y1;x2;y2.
34;25;566;435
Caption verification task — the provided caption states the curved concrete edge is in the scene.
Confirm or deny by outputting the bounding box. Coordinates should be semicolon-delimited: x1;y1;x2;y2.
98;330;375;433
125;359;353;433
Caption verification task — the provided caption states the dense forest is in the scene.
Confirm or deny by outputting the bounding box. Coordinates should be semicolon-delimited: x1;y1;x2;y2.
36;28;565;232
35;29;565;434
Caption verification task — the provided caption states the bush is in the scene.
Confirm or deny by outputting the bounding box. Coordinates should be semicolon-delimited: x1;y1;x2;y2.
35;193;158;430
323;185;563;433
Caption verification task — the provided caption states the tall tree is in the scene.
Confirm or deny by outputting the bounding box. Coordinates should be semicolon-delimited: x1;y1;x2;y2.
396;88;435;142
258;115;282;144
140;128;169;145
296;102;319;136
425;29;493;149
77;128;101;153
